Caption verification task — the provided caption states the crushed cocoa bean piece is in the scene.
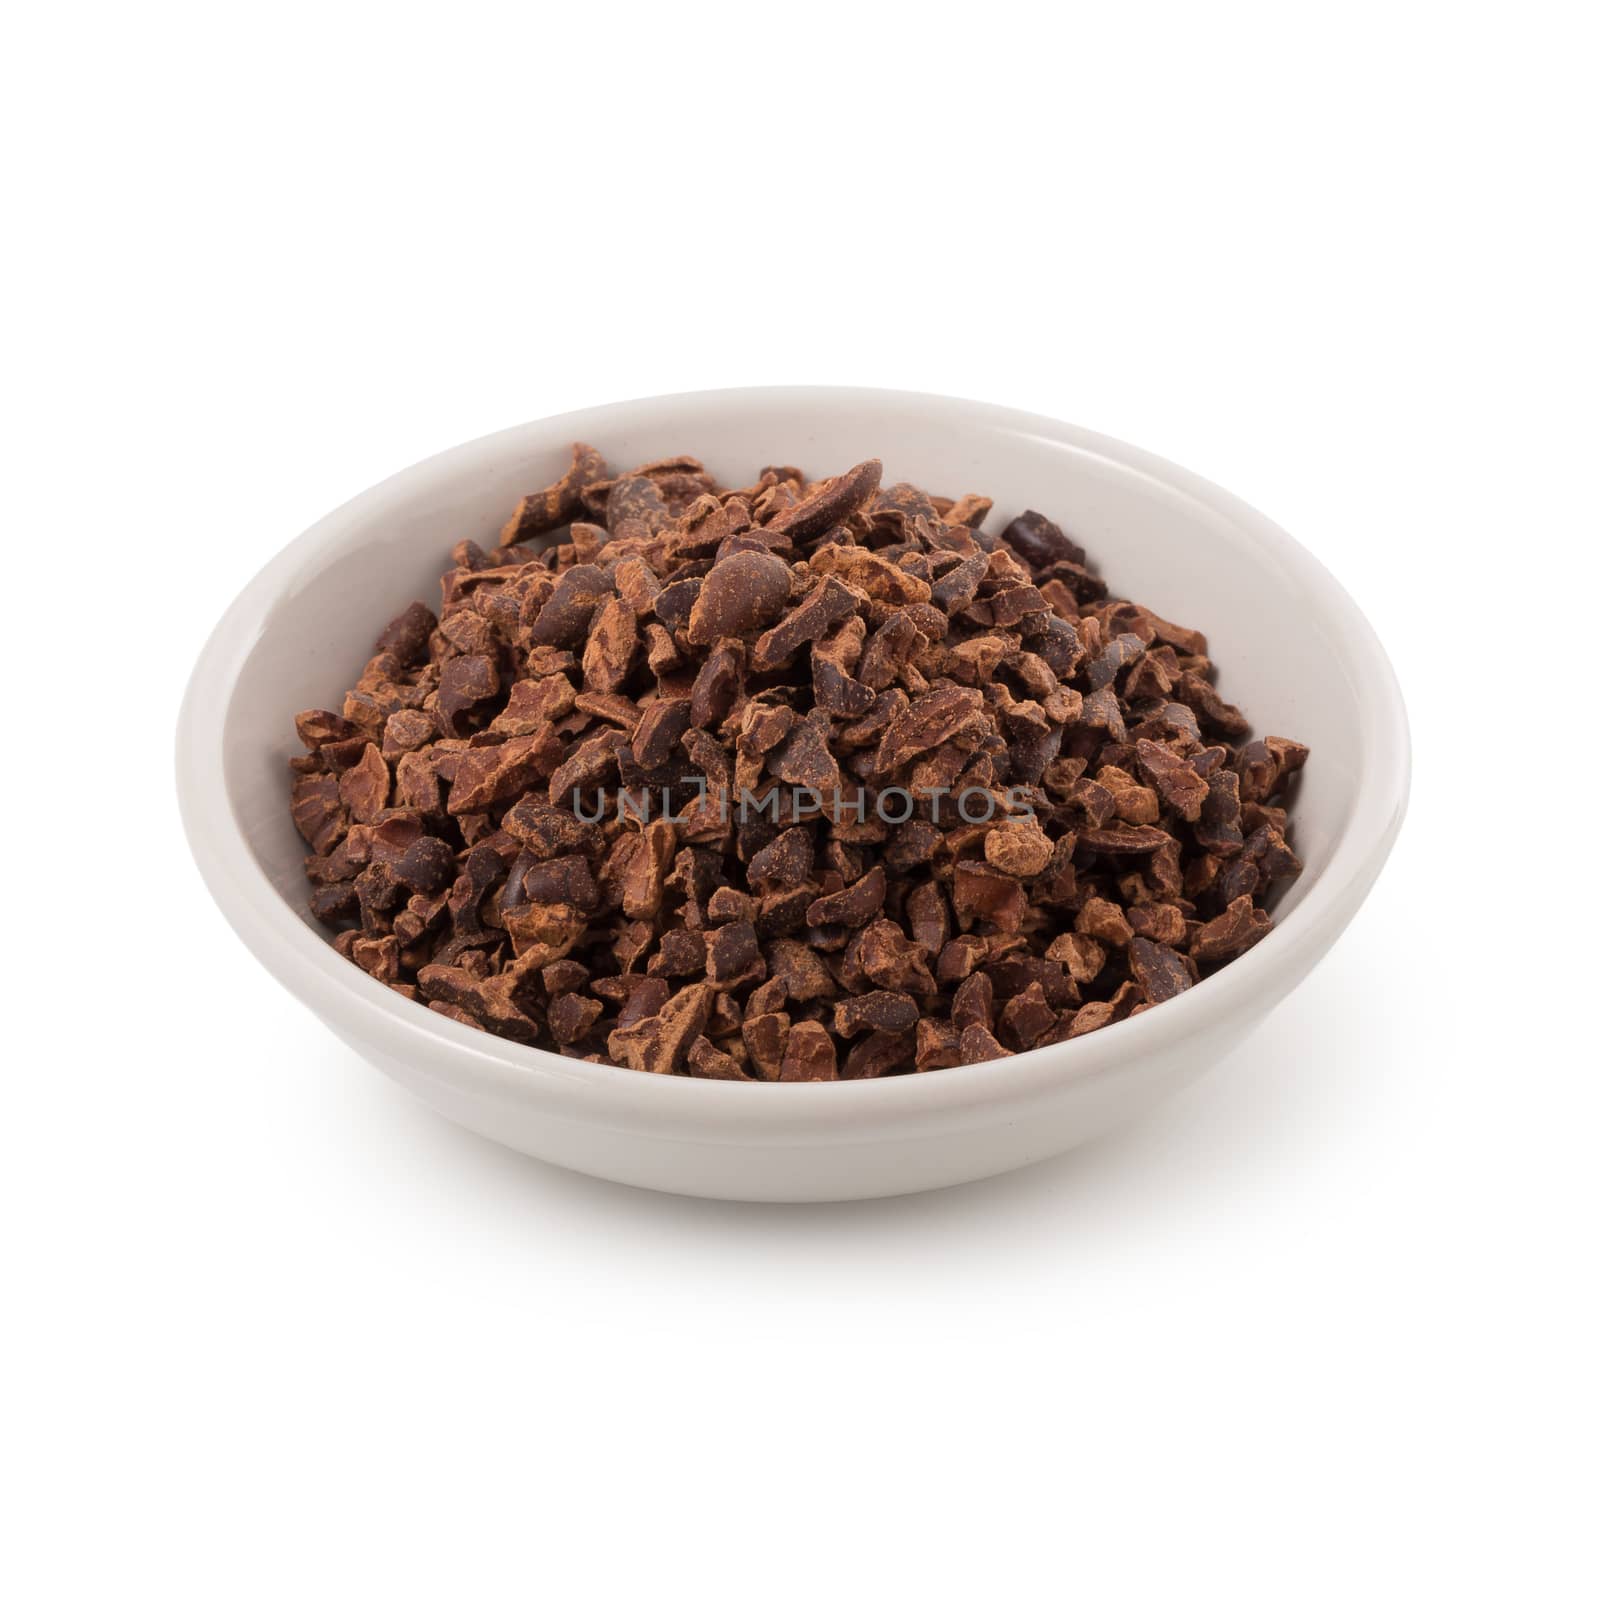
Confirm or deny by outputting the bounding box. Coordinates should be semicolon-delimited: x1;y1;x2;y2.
685;549;792;644
742;1011;790;1079
1189;894;1274;962
959;1023;1011;1064
875;684;986;771
705;921;762;988
393;836;455;893
853;919;936;997
605;473;672;540
807;866;886;928
834;990;920;1038
607;982;712;1074
446;735;550;814
768;709;842;796
748;826;813;889
1002;509;1087;571
930;550;991;615
1135;738;1208;822
950;971;995;1033
915;1019;963;1072
750;576;861;672
687;1035;751;1080
1128;937;1195;1005
951;863;1027;933
1075;896;1134;948
983;818;1055;877
582;597;638;693
548;991;603;1045
648;928;705;978
840;1031;916;1079
1127;902;1187;946
764;458;883;542
768;940;836;1002
541;960;589;997
1076;825;1173;856
498;444;608;547
532;564;613;648
1000;981;1057;1047
1045;931;1107;984
375;601;437;667
936;937;985;984
778;1020;839;1082
630;698;693;771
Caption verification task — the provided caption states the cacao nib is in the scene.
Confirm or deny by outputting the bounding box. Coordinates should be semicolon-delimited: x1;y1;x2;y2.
290;442;1307;1074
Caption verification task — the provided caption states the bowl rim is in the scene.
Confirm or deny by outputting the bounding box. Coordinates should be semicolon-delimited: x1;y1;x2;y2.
176;385;1410;1137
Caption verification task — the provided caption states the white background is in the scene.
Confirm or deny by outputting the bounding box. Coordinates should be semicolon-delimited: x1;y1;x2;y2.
5;3;1596;1595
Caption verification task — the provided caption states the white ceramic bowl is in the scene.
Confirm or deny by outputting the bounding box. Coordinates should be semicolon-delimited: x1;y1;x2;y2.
177;388;1409;1201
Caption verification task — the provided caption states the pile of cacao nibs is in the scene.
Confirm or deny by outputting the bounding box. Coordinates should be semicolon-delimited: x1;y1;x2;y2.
290;444;1308;1079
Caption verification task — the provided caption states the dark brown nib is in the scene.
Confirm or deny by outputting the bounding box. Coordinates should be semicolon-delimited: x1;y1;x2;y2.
290;444;1307;1077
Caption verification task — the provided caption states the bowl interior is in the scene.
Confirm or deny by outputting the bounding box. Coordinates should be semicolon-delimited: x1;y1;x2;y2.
220;392;1363;947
